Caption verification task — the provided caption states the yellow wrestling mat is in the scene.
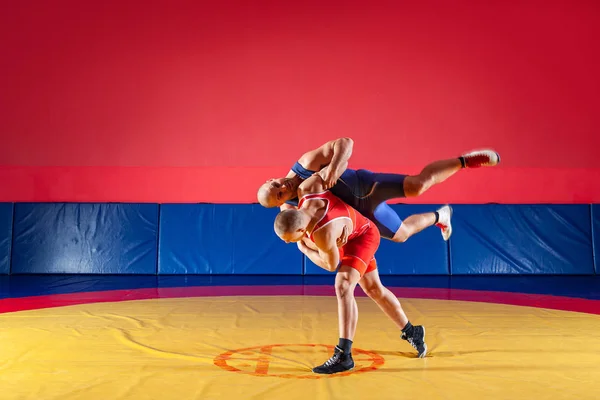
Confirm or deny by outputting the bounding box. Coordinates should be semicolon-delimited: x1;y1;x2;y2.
1;296;599;399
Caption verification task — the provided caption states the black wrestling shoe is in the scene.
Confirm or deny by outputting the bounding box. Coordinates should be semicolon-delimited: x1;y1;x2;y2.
401;325;428;358
312;346;355;374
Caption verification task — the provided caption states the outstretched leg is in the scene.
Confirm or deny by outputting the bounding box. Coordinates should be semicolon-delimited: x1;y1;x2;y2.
358;266;427;358
403;150;500;197
366;149;500;204
372;202;453;243
365;149;498;243
392;205;453;243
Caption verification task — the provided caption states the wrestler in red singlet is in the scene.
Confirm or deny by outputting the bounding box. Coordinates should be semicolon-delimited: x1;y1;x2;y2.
298;191;381;276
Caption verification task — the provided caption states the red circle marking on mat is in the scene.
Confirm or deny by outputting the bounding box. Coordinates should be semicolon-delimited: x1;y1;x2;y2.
214;343;384;379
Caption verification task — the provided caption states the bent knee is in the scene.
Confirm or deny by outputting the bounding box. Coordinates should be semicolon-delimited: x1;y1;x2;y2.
403;176;429;197
392;225;410;243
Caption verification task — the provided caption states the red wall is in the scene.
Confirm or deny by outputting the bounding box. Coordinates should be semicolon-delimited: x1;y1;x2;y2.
1;0;599;203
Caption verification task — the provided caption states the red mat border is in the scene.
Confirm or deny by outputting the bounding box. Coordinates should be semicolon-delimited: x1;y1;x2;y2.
1;286;599;315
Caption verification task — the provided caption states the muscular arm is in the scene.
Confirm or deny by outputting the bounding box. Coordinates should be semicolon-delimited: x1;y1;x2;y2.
325;137;353;181
297;240;331;271
297;173;328;196
312;227;341;272
297;137;353;182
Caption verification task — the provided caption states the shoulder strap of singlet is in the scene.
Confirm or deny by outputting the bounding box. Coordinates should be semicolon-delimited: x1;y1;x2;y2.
297;191;329;209
297;192;332;238
291;161;316;180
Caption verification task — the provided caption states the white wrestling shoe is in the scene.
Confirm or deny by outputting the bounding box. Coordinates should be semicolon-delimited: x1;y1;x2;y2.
461;149;500;168
435;205;453;241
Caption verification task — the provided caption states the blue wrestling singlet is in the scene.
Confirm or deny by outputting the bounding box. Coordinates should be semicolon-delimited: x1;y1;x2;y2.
286;162;408;239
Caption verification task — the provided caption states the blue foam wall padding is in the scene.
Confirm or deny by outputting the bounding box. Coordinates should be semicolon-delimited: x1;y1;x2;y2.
11;203;159;274
592;205;600;274
158;204;302;274
449;204;594;274
304;204;449;275
0;203;13;275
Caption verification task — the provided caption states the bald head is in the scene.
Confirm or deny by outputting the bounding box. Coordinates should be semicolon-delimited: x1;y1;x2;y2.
274;209;310;242
257;178;295;208
257;183;276;207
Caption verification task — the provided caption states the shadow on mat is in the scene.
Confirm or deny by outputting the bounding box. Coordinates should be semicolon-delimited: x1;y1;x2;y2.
380;365;592;372
369;348;590;359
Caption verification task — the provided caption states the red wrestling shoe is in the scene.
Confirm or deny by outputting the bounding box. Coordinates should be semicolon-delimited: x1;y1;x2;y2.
461;149;500;168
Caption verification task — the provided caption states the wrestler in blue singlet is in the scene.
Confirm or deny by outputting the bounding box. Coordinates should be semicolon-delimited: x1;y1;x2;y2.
285;162;407;240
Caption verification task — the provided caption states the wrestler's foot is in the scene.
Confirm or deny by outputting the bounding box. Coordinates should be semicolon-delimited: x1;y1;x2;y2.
312;346;354;374
436;205;453;241
460;149;500;168
402;325;428;358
